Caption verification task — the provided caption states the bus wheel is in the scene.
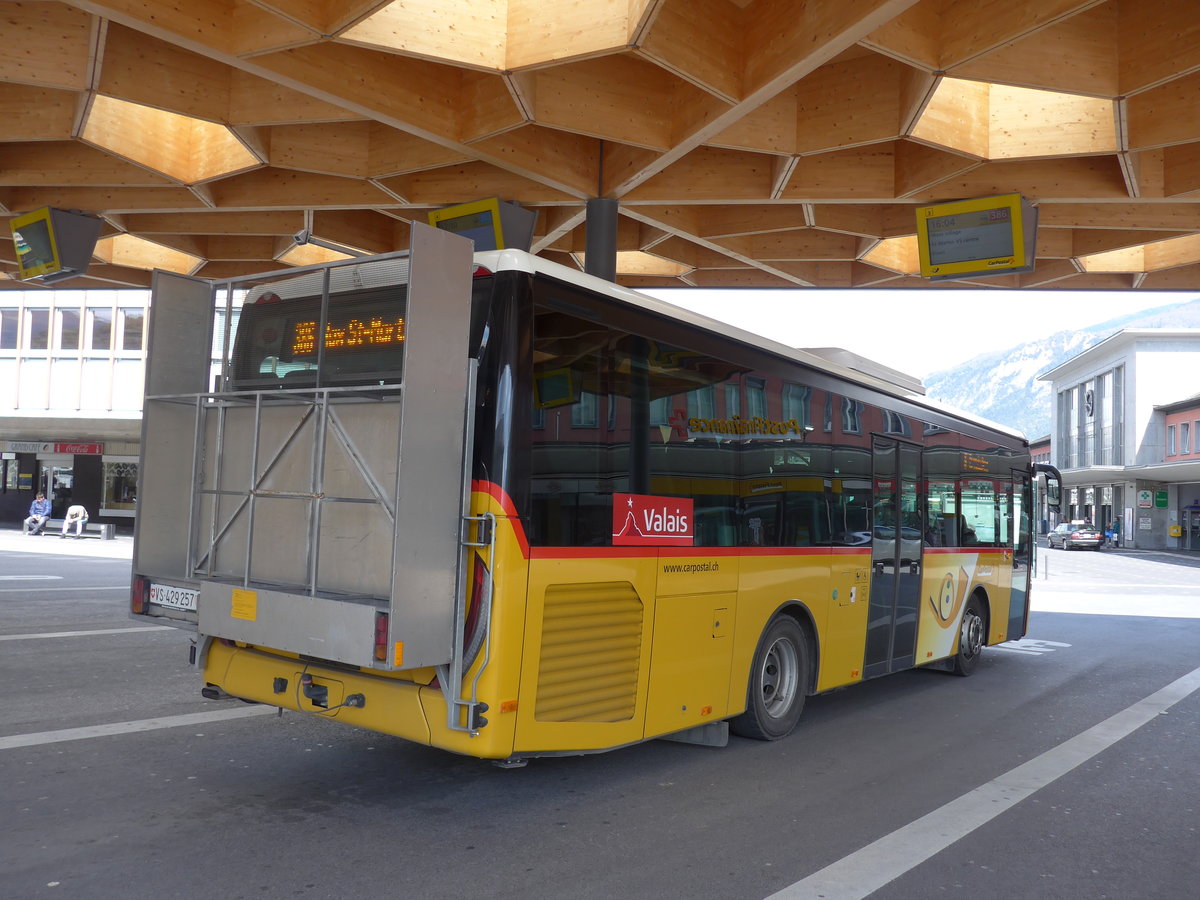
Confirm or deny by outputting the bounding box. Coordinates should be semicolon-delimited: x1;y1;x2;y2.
952;595;987;677
730;615;808;740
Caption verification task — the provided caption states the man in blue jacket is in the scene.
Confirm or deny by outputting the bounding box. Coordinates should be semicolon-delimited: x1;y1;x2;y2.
23;493;52;535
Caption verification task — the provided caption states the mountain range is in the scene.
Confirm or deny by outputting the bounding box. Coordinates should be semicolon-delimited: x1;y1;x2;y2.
922;296;1200;440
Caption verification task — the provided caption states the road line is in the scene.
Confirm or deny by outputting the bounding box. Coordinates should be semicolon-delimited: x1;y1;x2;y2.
0;585;128;593
0;626;173;641
0;706;276;751
766;663;1200;900
0;575;64;580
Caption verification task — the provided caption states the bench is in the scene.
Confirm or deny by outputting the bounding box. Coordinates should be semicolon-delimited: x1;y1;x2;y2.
38;519;116;540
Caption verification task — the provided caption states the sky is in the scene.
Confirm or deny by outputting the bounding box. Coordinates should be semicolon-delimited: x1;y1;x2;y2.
646;288;1194;380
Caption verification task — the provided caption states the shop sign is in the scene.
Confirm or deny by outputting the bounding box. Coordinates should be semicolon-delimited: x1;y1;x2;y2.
0;441;104;454
1155;490;1168;509
1137;490;1153;508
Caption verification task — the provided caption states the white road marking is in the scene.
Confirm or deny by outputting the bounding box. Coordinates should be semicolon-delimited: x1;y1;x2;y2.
0;626;173;641
991;638;1072;655
0;706;276;751
766;663;1200;900
0;575;64;580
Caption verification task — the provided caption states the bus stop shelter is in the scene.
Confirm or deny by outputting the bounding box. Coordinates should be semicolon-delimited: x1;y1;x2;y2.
2;0;1200;291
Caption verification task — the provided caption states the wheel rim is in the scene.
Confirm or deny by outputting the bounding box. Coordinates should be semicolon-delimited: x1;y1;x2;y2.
759;635;800;719
960;608;984;659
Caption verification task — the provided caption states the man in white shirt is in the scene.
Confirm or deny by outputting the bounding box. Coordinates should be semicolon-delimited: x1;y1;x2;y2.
61;504;89;538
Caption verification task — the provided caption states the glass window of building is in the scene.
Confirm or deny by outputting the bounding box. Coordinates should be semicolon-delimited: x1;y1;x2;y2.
746;376;766;418
90;308;113;351
649;396;672;426
687;385;715;419
101;459;139;515
1168;424;1176;456
121;309;145;351
28;309;50;349
570;391;599;427
782;383;810;426
0;309;17;349
1182;422;1191;455
725;383;740;419
841;397;863;433
59;309;81;350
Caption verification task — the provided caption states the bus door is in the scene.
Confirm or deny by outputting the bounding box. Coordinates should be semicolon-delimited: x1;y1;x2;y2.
1008;472;1032;640
864;439;922;679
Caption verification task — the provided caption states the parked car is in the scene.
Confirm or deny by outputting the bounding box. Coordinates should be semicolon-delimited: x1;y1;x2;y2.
1048;521;1103;550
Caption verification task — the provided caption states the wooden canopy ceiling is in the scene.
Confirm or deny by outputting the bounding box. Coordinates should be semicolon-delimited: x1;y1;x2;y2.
4;0;1200;291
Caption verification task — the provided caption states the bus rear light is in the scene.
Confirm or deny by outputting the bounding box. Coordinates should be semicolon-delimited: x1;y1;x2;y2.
130;574;148;614
374;612;389;662
472;265;493;278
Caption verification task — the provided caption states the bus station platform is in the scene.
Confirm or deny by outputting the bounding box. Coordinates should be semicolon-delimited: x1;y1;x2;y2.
0;526;133;560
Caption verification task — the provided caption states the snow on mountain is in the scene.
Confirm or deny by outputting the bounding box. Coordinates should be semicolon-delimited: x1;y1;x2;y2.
923;297;1200;439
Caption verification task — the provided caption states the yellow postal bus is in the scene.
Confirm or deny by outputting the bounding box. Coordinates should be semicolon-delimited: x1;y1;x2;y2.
130;224;1060;764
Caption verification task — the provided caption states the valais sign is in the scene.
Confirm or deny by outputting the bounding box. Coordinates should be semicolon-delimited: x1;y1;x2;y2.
612;493;694;546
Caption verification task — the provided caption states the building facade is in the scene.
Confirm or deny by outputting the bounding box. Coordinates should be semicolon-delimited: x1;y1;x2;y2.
0;288;148;529
1040;329;1200;550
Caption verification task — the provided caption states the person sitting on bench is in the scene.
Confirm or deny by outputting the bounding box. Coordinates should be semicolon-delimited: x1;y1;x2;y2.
23;493;51;535
61;504;89;538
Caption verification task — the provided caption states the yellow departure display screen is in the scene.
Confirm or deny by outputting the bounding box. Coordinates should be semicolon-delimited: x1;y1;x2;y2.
289;315;405;356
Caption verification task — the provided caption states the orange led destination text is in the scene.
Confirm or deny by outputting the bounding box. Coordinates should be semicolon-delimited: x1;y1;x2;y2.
291;316;406;356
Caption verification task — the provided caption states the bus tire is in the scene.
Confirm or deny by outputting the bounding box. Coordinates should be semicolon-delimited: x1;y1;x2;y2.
730;615;808;741
952;595;987;677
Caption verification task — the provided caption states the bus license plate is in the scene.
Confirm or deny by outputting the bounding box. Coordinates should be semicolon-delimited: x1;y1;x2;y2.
150;583;199;611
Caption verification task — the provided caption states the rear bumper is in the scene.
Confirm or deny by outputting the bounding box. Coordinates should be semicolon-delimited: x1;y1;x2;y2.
202;640;519;758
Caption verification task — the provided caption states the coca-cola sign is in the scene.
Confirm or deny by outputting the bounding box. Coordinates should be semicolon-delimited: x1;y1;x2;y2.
612;493;694;547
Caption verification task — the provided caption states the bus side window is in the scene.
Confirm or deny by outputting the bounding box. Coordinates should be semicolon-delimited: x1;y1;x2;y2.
784;491;830;547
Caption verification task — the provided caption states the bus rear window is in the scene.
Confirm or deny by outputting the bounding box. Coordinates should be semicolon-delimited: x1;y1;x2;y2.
230;287;408;389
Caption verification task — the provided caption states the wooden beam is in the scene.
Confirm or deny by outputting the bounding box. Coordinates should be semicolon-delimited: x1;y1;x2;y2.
0;86;83;142
808;205;888;239
782;145;897;200
1118;0;1200;95
904;156;1129;202
861;0;941;70
1140;262;1200;289
894;139;981;196
97;22;233;123
228;69;366;125
124;210;305;234
626;147;777;202
0;141;177;186
637;0;743;102
204;167;394;208
0;0;93;90
531;55;686;152
0;185;208;214
1073;229;1191;256
715;228;861;261
1163;143;1200;197
1037;203;1200;230
951;2;1117;97
791;54;916;156
382;161;580;205
468;125;599;196
310;209;406;254
368;123;470;176
647;235;752;268
266;122;371;177
230;4;318;58
936;0;1105;69
1126;71;1200;152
